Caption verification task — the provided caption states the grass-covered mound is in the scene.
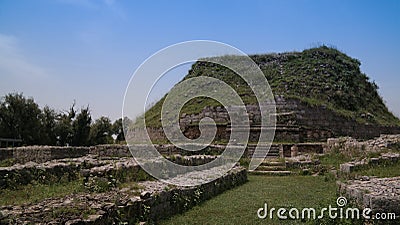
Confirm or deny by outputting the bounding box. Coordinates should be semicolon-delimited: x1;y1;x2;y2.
143;46;400;128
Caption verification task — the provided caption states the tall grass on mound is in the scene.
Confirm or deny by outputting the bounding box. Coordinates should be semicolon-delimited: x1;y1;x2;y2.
142;46;400;128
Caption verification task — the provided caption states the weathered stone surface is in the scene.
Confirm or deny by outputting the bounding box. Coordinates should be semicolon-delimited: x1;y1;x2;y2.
0;141;327;169
338;177;400;215
339;152;400;174
0;167;247;224
0;155;102;189
285;155;321;169
0;144;225;165
150;97;400;143
0;154;218;189
327;134;400;154
0;146;90;164
340;163;355;173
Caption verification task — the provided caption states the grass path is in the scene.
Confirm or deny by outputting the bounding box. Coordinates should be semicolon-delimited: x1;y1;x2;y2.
162;175;338;225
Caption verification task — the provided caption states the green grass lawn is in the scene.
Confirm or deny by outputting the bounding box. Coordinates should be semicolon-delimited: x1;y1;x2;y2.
318;152;352;169
162;175;340;225
162;153;400;225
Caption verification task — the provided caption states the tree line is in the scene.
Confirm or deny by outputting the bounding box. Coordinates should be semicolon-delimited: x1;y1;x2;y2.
0;93;125;146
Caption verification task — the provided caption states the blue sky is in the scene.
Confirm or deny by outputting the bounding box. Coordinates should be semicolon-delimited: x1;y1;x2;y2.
0;0;399;121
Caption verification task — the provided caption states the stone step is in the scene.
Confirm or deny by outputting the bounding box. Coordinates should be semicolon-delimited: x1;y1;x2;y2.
255;166;287;171
260;161;286;167
251;150;279;153
266;152;279;155
255;149;280;153
249;170;292;176
252;153;280;158
265;156;280;159
261;160;286;166
251;156;280;160
252;149;279;152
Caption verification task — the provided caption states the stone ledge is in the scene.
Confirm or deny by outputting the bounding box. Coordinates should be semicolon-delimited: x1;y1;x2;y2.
339;152;400;173
327;135;400;154
337;177;400;216
0;155;218;189
0;167;247;224
0;145;224;165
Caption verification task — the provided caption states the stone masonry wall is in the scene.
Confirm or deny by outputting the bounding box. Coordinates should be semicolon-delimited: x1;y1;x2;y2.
176;96;400;142
338;177;400;216
0;141;326;165
293;100;400;141
325;135;400;154
0;146;90;164
0;154;217;189
0;145;225;164
0;167;247;224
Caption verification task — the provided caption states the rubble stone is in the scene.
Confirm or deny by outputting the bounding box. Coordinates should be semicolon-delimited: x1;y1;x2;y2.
338;177;400;215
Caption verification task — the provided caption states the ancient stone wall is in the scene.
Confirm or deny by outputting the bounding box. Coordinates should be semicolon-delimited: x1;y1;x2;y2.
6;133;398;165
0;146;90;164
0;144;226;165
325;134;400;154
338;177;400;216
339;152;400;173
0;154;217;189
0;167;247;224
89;145;131;157
0;156;97;189
0;141;326;165
293;100;400;141
118;167;247;224
176;97;400;142
281;143;324;157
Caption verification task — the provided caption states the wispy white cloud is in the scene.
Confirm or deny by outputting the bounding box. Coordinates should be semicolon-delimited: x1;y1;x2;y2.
0;33;47;79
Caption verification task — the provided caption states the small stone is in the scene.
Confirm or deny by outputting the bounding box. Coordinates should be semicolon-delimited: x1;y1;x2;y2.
96;210;106;215
63;198;73;205
140;191;151;199
361;176;370;181
340;163;354;173
370;158;380;164
65;219;82;225
0;211;6;219
84;214;102;221
102;203;115;212
80;169;90;177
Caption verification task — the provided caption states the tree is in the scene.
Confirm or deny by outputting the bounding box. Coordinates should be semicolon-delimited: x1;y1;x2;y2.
54;104;75;146
39;106;58;145
71;107;91;146
112;118;125;143
89;116;113;145
0;93;42;145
